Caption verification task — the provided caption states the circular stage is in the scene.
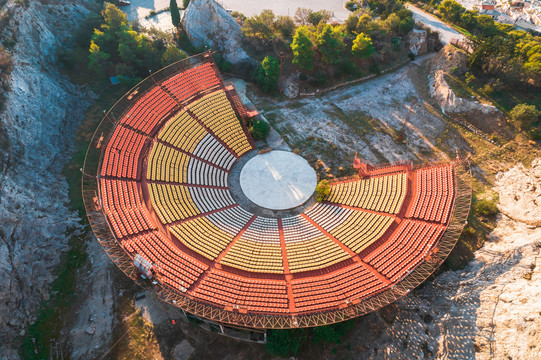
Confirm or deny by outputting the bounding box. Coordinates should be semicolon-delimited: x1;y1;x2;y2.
239;150;317;210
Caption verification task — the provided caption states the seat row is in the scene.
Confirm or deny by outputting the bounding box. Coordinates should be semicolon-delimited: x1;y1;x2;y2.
407;165;455;223
123;230;208;290
101;125;146;179
326;173;407;214
159;110;207;153
188;90;253;157
161;63;221;104
286;235;349;273
363;219;444;282
190;269;289;313
120;86;177;135
148;183;200;224
100;179;154;238
291;262;386;313
192;133;236;170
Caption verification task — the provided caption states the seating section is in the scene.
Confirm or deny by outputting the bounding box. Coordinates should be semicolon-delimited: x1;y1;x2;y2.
329;210;395;253
283;216;350;273
363;219;444;282
326;173;407;214
170;208;251;260
159;110;207;153
291;262;387;313
190;187;236;213
407;165;455;224
101;125;146;179
220;217;283;273
123;230;208;291
147;143;228;187
120;86;177;134
188;90;252;157
100;179;154;238
148;183;200;223
206;205;254;236
161;63;221;103
191;269;289;313
193;134;236;170
303;203;351;232
147;142;190;183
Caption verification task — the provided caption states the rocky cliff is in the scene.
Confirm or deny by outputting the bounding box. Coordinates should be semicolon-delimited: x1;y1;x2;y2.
0;0;95;357
182;0;254;66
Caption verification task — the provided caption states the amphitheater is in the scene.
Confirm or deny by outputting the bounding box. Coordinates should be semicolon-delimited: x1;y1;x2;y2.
82;53;472;334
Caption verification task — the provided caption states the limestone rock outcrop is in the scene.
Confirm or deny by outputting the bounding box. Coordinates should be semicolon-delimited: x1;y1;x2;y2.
182;0;255;66
0;1;95;356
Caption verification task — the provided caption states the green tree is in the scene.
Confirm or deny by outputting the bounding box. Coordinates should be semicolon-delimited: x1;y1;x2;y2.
438;0;465;23
161;45;187;66
399;16;414;34
243;9;275;39
356;13;374;34
317;24;345;64
344;13;359;34
249;118;270;140
315;180;331;202
274;15;295;39
291;26;314;70
88;41;110;74
352;32;375;58
307;9;333;26
170;0;181;27
509;104;540;130
256;56;280;93
183;0;190;9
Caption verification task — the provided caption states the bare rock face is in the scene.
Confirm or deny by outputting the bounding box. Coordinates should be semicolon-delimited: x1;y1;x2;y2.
409;29;428;56
182;0;254;66
0;0;95;356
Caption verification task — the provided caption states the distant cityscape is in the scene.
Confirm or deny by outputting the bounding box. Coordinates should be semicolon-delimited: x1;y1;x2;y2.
457;0;541;32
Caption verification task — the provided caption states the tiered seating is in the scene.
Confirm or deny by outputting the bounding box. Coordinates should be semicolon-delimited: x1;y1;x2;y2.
326;173;407;214
170;209;251;260
188;90;252;157
101;125;146;179
158;110;207;153
191;269;289;313
291;262;387;313
147;143;228;187
329;210;395;253
192;134;236;170
283;216;349;273
186;157;228;187
189;187;236;213
148;183;200;223
206;206;253;235
220;217;283;273
123;230;208;291
147;142;190;183
407;165;455;224
363;219;444;282
303;203;351;232
100;179;154;238
120;86;177;134
161;63;220;103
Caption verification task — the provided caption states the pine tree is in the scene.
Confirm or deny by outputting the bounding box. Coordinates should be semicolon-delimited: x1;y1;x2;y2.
317;25;344;65
291;26;314;71
170;0;181;27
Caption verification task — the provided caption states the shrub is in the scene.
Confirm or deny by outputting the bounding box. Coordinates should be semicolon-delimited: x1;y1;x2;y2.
161;45;187;67
315;180;331;202
249;118;270;140
255;56;280;93
509;104;540;131
475;198;498;217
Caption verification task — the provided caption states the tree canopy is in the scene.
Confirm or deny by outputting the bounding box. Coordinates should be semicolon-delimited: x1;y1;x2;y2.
317;24;345;64
243;9;275;39
255;56;280;93
352;32;375;58
291;26;314;70
170;0;181;27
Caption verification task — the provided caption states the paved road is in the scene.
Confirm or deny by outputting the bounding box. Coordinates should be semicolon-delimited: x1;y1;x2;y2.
406;3;465;45
123;0;350;30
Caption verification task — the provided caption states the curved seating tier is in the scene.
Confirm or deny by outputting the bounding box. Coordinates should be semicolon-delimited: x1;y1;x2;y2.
187;90;252;157
97;61;461;319
100;179;154;238
283;216;350;273
326;172;407;214
407;164;455;224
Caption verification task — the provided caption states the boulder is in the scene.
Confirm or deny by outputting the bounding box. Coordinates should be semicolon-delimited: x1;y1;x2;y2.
182;0;255;67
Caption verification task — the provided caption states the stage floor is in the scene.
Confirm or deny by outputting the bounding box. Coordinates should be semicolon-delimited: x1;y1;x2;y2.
240;150;317;210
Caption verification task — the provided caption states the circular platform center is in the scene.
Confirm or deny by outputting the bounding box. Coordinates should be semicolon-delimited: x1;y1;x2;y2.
240;150;317;210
